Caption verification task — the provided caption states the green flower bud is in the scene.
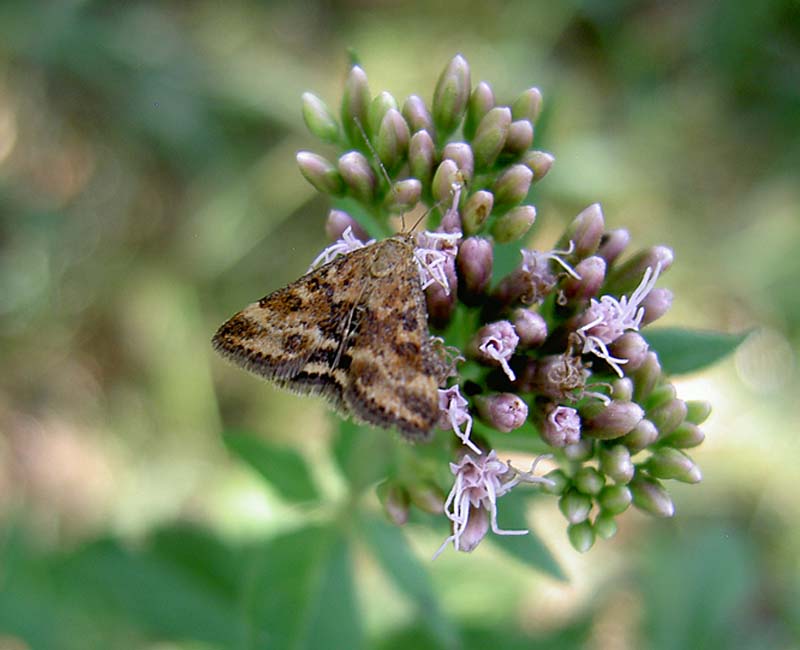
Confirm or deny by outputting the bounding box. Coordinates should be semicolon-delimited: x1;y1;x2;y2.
491;205;537;243
630;474;675;517
302;92;340;143
557;203;605;259
619;418;659;453
646;382;676;410
611;377;634;402
473;106;512;170
402;94;434;135
643;447;702;484
367;91;399;138
581;400;644;440
408;130;436;189
385;178;422;212
543;469;569;495
633;352;662;403
296;151;344;195
504;119;534;155
462;190;494;235
564;438;593;461
568;521;595;553
593;513;618;540
599;444;634;484
598;484;632;515
338;150;376;203
408;481;445;515
686;400;712;425
377;480;410;526
464;81;495;140
606;245;674;295
375;108;410;170
493;164;534;208
648;398;688;437
341;65;371;147
575;466;605;496
432;54;471;138
511;86;543;123
559;488;592;524
662;421;705;449
432;158;460;204
442;142;474;183
522;150;555;181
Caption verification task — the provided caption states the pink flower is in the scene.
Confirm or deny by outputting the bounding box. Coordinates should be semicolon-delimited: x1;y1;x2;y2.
541;405;581;447
477;321;519;381
518;241;581;304
438;386;480;455
414;230;461;295
307;226;374;271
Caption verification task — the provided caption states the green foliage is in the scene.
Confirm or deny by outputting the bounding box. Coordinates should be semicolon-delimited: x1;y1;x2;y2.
644;328;748;375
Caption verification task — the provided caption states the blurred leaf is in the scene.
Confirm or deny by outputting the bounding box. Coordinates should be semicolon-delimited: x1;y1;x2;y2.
223;430;319;502
359;515;459;649
644;328;748;375
486;490;565;580
333;418;394;493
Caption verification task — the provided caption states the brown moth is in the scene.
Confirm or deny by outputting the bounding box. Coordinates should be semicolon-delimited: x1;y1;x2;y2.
212;234;450;440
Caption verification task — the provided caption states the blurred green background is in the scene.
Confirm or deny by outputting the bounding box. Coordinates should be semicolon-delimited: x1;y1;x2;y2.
1;1;798;648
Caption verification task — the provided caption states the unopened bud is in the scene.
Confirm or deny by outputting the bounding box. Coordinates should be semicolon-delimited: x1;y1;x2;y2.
559;488;592;524
442;142;474;183
432;54;471;137
607;245;674;295
504;119;534;155
568;521;596;553
378;481;410;526
563;256;606;300
461;190;494;234
564;438;593;461
619;418;659;453
599;444;634;484
648;398;688;437
408;481;445;515
630;475;675;517
493;164;534;208
491;205;537;244
408;130;436;188
646;383;676;410
325;209;369;241
474;393;528;432
385;178;422;212
464;81;495;140
644;447;702;484
338;150;376;203
611;377;634;401
640;288;673;326
367;91;399;137
597;228;631;265
558;203;605;259
457;237;493;302
375;108;410;170
511;87;544;123
685;400;712;425
341;65;371;147
473;107;511;170
581;400;644;440
610;332;650;372
302;92;340;143
632;352;662;403
296;151;344;195
575;467;605;496
459;505;490;552
543;469;569;495
662;421;705;449
521;150;554;181
432;159;460;205
598;484;632;515
512;308;547;348
593;513;618;540
402;94;434;135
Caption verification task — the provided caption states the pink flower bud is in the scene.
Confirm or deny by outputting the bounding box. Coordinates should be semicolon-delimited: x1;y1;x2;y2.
521;150;554;181
558;203;605;260
341;65;370;146
512;308;547;348
408;130;436;187
473;107;511;170
296;151;344;195
597;228;631;265
619;418;659;453
402;94;434;135
492;164;534;208
647;398;688;436
432;158;460;204
540;404;581;447
464;81;495;140
432;54;471;137
511;87;544;123
580;400;644;440
425;256;458;329
473;321;519;381
610;332;650;371
338;150;376;202
562;255;607;300
640;287;673;325
461;190;494;235
630;475;675;517
475;393;528;432
457;237;493;303
442;142;474;183
325;209;369;242
607;245;674;295
504;119;534;155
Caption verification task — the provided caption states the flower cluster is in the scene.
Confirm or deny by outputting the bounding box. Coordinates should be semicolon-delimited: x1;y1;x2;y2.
298;55;709;556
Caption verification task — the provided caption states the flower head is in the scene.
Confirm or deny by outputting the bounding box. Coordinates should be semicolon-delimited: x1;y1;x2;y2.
308;225;374;271
476;320;519;381
438;385;479;454
414;230;461;295
541;405;581;447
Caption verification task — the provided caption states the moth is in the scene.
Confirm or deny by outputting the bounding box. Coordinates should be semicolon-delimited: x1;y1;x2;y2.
212;234;450;441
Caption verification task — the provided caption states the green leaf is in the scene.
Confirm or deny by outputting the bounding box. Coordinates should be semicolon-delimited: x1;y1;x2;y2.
223;430;319;502
486;490;565;580
643;328;748;375
332;418;394;492
359;515;459;649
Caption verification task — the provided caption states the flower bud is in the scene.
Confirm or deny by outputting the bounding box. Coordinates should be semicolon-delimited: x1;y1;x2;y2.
378;481;410;526
442;142;474;183
619;418;659;453
408;481;445;515
630;475;675;517
640;288;673;326
599;444;634;484
558;203;605;260
325;209;369;241
432;54;471;138
540;404;581;447
632;352;662;403
464;81;494;140
644;447;702;484
598;484;632;515
568;521;595;552
473;107;511;170
493;164;534;208
597;228;631;265
521;150;554;181
474;393;528;432
559;488;592;524
609;332;650;372
543;469;569;495
302;92;340;143
611;377;634;401
408;130;436;188
425;257;457;329
491;205;537;243
661;422;705;449
472;321;519;380
606;245;674;295
457;237;493;302
338;150;376;203
296;151;345;195
459;505;490;553
512;308;547;348
647;398;688;437
432;159;460;205
564;438;593;461
562;256;606;300
402;94;434;135
461;190;494;235
341;65;370;146
511;87;544;123
376;108;410;170
593;513;618;540
685;400;712;425
504;119;534;155
646;382;676;410
580;400;644;440
385;178;422;212
575;467;605;496
367;91;399;138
